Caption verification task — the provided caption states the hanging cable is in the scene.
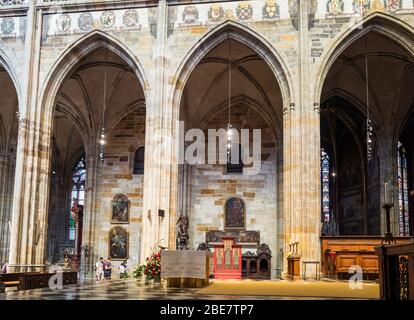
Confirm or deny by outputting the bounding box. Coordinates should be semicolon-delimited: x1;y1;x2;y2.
365;35;373;162
227;39;233;163
99;48;108;164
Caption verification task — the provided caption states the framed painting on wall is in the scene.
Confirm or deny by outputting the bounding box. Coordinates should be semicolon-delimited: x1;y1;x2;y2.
111;194;130;224
224;197;246;230
109;226;128;260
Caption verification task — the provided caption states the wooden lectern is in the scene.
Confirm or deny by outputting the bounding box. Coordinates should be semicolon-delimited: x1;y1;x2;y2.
213;236;242;280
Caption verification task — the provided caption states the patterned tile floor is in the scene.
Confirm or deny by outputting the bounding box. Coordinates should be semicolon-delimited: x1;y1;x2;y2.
0;279;375;300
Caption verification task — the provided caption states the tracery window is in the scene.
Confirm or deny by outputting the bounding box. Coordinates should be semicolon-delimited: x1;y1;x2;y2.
69;157;86;240
397;141;410;236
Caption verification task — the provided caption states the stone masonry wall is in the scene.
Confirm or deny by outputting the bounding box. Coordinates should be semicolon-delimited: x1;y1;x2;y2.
186;104;281;269
97;107;146;269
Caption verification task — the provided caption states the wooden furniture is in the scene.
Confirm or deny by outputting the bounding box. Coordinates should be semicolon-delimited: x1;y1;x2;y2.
0;272;40;288
287;256;300;279
161;250;210;288
240;244;272;280
18;272;78;290
375;240;414;300
321;236;411;280
302;261;321;280
213;236;242;280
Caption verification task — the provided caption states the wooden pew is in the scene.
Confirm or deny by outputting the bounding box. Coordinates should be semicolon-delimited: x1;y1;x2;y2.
321;236;412;280
0;272;40;288
18;272;78;290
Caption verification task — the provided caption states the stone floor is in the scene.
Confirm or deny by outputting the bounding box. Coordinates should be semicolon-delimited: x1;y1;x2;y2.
0;279;379;300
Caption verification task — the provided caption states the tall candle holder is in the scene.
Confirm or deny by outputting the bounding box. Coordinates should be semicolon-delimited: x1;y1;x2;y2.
382;182;395;244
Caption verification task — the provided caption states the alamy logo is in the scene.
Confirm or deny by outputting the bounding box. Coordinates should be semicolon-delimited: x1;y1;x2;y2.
48;265;64;290
178;121;262;175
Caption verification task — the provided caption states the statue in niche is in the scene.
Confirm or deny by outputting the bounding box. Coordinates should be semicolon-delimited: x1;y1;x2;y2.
176;213;189;250
111;194;130;224
225;197;245;230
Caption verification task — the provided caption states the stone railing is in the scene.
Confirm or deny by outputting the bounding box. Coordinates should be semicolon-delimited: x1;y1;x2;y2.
0;0;28;6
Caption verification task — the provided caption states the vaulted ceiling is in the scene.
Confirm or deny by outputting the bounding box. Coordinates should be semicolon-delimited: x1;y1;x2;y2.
322;31;414;137
53;47;145;172
180;39;283;136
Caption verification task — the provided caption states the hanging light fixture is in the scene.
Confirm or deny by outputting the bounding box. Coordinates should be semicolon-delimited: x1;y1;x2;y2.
227;39;233;164
365;35;374;162
99;49;108;164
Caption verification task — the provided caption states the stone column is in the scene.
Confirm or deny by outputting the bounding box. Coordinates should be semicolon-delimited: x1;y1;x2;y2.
283;0;321;276
8;5;46;273
140;0;177;261
80;151;100;279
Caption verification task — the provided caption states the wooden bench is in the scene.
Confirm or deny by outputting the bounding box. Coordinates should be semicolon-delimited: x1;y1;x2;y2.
18;272;78;290
0;272;40;288
1;272;78;291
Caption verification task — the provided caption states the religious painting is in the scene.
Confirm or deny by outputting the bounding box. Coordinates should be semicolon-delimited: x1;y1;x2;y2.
224;197;245;230
109;226;128;260
111;194;130;224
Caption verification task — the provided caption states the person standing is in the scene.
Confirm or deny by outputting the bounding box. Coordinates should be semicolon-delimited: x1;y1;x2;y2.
104;257;113;280
95;257;104;281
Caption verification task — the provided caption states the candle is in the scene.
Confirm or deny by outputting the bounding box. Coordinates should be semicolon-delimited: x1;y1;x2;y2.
384;182;390;204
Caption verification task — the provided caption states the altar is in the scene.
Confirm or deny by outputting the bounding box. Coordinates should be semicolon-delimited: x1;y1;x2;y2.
161;250;210;288
213;236;242;280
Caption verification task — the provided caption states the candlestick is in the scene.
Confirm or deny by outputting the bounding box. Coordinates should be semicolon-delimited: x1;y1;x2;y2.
384;182;389;204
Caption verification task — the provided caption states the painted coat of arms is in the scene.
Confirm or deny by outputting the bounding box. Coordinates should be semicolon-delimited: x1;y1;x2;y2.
352;0;371;14
56;14;71;33
208;4;225;22
236;3;253;20
385;0;402;11
123;9;139;27
327;0;344;14
101;11;115;28
1;18;15;35
263;0;280;19
182;6;199;24
78;13;93;31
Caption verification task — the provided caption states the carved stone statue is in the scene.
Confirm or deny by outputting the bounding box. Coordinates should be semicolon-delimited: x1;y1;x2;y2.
176;213;189;250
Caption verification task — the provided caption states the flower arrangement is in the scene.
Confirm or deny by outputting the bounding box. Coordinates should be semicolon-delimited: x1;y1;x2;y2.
143;251;161;280
132;265;145;279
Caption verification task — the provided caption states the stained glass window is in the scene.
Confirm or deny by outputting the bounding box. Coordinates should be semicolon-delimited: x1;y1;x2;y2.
70;157;86;240
397;141;410;236
321;148;330;223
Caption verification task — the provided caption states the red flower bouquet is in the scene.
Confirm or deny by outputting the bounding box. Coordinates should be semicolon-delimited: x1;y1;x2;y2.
143;251;161;280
